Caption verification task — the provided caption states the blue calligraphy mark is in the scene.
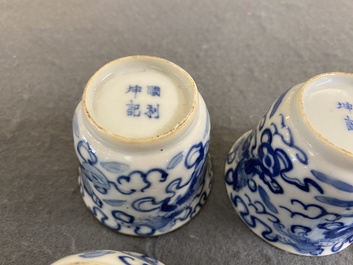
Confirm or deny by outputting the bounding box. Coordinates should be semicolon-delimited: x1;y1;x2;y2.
337;101;352;113
311;170;353;192
344;116;353;131
126;85;142;98
127;100;141;117
144;104;160;119
147;85;161;97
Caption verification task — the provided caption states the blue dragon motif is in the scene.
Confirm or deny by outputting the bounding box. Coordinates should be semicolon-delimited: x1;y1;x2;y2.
76;137;212;236
225;89;353;255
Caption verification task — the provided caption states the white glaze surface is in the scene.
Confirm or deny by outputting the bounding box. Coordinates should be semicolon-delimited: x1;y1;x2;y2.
303;73;353;154
92;67;189;138
84;56;196;141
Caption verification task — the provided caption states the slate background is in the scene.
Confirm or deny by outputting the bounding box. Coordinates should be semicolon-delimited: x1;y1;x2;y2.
1;1;353;264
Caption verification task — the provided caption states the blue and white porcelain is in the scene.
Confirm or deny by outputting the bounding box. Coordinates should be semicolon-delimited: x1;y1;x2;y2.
225;72;353;256
51;250;165;265
73;56;212;236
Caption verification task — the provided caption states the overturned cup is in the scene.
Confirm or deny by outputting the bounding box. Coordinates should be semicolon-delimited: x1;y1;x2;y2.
73;56;212;236
225;72;353;256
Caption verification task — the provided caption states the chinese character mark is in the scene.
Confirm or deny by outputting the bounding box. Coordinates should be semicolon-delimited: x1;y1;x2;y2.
126;85;142;98
337;101;352;113
145;104;160;119
147;86;161;97
126;100;141;117
345;116;353;131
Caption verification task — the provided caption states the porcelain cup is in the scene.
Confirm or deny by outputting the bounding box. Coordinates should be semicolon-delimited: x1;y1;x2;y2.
51;250;164;265
73;56;212;236
225;72;353;256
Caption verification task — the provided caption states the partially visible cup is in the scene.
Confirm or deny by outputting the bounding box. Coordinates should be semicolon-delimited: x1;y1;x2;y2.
225;73;353;256
73;56;212;236
51;250;164;265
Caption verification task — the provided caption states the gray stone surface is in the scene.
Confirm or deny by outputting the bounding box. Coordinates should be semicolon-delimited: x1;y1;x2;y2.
1;1;353;264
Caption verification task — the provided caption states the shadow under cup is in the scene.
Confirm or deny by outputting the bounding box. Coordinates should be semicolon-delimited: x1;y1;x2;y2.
225;72;353;256
73;56;212;236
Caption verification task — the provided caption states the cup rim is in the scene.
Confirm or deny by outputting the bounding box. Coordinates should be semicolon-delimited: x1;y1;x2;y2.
298;72;353;158
82;55;199;144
